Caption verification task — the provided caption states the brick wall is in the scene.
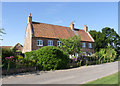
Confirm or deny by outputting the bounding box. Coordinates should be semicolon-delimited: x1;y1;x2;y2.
81;41;95;54
32;37;94;55
32;37;59;50
22;23;32;53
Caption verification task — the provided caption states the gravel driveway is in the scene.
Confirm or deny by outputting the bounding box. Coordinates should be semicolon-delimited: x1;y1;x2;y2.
2;61;118;84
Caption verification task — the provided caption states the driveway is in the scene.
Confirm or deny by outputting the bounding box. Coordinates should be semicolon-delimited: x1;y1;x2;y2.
2;61;118;84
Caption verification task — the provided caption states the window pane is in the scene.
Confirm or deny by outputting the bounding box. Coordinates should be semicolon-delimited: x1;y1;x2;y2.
48;40;53;46
37;40;43;46
40;41;43;45
37;40;39;45
82;43;86;48
89;43;92;48
51;41;53;46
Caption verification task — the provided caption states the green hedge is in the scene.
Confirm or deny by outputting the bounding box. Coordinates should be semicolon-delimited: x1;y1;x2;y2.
24;46;69;71
36;46;69;70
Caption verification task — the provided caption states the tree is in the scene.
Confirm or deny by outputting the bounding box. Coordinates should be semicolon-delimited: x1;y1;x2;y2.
0;28;6;40
89;30;97;40
59;35;82;55
102;27;120;54
89;30;106;52
89;28;120;53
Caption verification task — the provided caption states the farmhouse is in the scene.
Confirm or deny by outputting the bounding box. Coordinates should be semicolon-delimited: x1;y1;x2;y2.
22;13;95;56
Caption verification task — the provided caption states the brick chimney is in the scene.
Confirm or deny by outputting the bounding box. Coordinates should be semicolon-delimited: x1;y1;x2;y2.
83;25;88;32
70;22;74;30
28;13;32;24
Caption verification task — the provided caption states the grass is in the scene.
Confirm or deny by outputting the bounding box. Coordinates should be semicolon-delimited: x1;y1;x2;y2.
87;72;118;84
80;72;119;86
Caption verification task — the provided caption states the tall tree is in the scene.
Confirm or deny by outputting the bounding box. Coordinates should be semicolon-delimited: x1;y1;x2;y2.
89;27;120;54
102;27;120;54
89;30;106;52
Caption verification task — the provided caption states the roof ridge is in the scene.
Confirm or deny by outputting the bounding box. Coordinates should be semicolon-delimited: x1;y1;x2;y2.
32;21;70;28
32;21;84;31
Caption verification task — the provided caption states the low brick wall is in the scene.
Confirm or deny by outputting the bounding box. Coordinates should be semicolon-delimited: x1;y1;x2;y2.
69;62;78;67
2;67;36;75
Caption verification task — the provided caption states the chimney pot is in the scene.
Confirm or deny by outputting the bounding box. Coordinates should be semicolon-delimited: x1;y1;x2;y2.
29;13;31;16
83;25;88;32
28;13;32;24
70;21;74;30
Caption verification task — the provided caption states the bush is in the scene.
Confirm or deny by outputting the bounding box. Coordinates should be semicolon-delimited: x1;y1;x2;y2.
36;46;69;70
2;48;15;58
24;51;37;67
95;46;117;63
2;48;16;69
77;56;98;66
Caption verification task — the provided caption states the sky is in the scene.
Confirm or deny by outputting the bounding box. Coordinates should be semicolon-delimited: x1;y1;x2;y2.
2;2;118;46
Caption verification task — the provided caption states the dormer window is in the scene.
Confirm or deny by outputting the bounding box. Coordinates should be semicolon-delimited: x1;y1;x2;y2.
82;42;86;48
37;40;43;46
48;40;53;46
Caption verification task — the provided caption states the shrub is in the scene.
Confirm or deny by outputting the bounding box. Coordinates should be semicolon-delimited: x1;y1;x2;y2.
36;46;69;70
2;48;15;58
5;56;15;72
95;46;117;63
2;48;15;69
24;51;37;67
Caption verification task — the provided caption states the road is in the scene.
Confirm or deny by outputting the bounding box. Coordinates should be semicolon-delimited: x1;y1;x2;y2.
2;61;118;84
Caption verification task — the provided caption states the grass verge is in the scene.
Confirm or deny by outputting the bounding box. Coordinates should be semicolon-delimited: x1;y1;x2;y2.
80;72;119;86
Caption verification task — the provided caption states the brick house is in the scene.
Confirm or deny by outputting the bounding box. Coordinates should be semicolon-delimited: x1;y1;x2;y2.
22;13;95;56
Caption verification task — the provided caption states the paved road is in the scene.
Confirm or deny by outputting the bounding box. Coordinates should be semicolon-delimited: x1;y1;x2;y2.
2;61;118;84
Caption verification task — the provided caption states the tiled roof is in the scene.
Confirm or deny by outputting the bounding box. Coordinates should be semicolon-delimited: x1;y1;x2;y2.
32;22;94;42
0;46;12;49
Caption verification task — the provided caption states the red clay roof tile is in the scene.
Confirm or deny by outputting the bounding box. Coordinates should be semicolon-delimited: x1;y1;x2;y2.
32;22;94;42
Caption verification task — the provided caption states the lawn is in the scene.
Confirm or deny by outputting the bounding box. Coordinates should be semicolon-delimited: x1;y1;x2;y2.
81;72;119;86
87;72;118;84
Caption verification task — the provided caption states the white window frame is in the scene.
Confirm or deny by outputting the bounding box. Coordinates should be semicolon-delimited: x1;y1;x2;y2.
82;42;86;48
48;40;53;46
88;43;92;48
57;41;62;46
37;40;43;46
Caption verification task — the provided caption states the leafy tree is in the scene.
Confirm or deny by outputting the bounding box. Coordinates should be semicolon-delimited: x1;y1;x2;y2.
0;28;6;40
89;27;120;53
102;27;120;54
89;30;106;52
89;30;97;40
59;35;82;55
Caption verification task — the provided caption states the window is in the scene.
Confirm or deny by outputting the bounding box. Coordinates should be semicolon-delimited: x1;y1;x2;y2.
37;40;43;46
57;41;62;46
48;40;53;46
82;43;86;48
74;53;78;57
88;43;92;48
